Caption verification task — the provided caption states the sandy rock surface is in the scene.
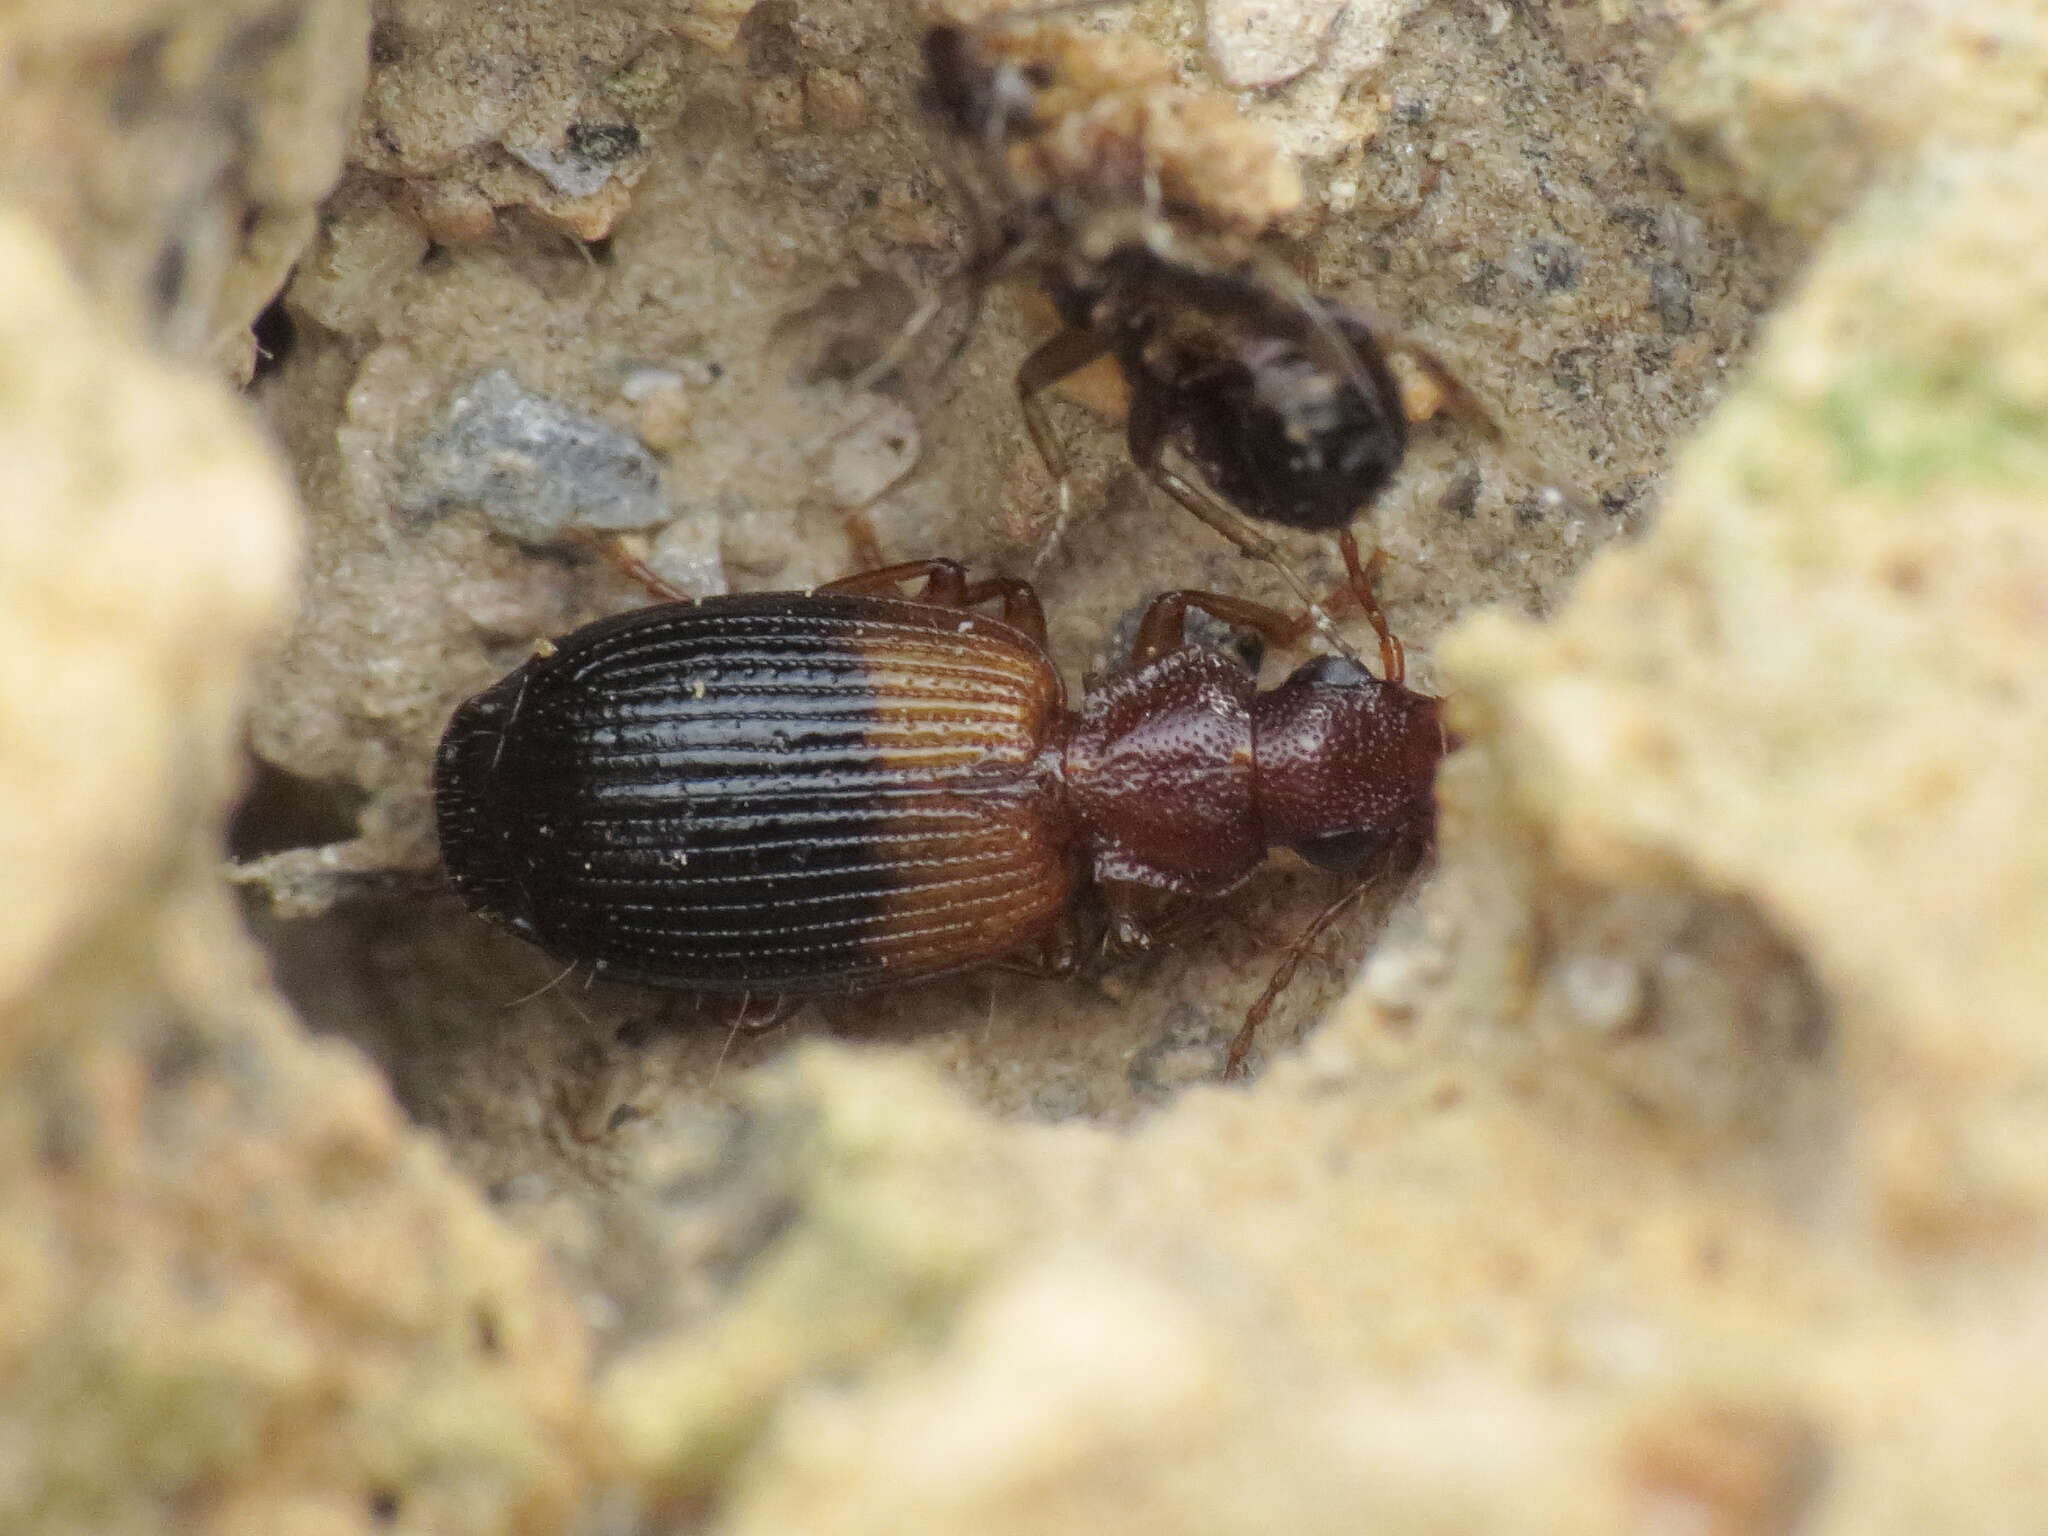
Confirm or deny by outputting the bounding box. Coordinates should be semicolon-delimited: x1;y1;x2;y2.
4;0;2047;1531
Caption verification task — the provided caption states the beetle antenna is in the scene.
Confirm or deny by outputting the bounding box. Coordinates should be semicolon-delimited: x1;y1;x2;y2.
1222;878;1374;1080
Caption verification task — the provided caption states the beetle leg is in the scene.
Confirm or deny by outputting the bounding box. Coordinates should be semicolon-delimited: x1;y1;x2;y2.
1127;589;1307;669
959;576;1049;646
1098;882;1174;951
1099;886;1215;954
615;551;691;602
612;992;799;1046
817;557;971;599
729;993;802;1030
817;558;1049;646
1134;536;1404;684
568;530;695;603
1125;592;1189;668
1091;851;1214;952
841;510;890;573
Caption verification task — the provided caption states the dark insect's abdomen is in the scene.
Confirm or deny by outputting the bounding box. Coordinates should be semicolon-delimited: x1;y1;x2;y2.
1172;307;1407;531
434;594;1072;993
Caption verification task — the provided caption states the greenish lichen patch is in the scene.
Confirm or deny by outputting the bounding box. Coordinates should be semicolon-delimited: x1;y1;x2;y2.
1811;362;2048;494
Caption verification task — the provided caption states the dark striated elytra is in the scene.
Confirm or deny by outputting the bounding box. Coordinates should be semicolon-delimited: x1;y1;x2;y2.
434;593;1071;993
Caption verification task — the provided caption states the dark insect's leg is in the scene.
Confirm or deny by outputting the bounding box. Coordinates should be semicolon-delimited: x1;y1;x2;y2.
1222;880;1374;1082
845;231;1044;393
844;160;1018;396
1015;324;1115;530
930;209;1025;377
848;274;958;394
1125;386;1368;670
817;558;1049;646
936;268;991;376
924;163;1051;380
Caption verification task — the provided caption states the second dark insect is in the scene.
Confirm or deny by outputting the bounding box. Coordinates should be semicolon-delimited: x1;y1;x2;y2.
915;17;1410;627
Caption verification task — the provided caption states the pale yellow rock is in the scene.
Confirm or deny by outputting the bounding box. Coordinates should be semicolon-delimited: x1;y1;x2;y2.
1658;0;2048;236
0;209;294;1006
1443;132;2048;1244
0;204;598;1536
723;1250;1614;1536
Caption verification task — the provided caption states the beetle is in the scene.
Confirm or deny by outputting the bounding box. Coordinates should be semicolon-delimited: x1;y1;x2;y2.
894;15;1411;651
434;554;1446;1070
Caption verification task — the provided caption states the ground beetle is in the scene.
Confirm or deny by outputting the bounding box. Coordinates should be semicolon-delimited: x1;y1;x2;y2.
434;555;1447;1074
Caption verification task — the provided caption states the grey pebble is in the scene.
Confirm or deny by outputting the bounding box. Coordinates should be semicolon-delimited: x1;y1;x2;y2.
401;369;668;542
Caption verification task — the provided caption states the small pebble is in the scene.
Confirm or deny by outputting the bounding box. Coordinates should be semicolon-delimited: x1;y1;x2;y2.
1361;941;1444;1016
400;369;667;542
1649;261;1695;336
633;384;694;452
753;76;804;135
506;117;644;199
412;180;496;244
